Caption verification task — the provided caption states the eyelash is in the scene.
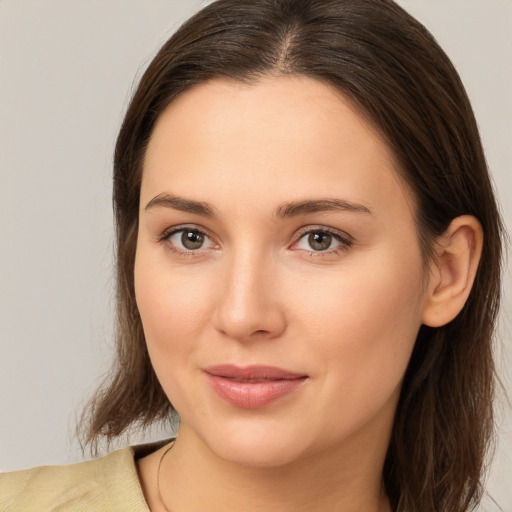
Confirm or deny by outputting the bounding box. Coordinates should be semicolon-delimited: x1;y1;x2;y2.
158;225;353;257
292;226;353;256
158;224;217;257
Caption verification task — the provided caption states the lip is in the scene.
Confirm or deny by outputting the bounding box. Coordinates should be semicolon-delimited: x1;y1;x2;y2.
204;364;308;409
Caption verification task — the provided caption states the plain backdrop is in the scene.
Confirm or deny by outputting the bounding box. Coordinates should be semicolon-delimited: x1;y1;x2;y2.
1;1;510;510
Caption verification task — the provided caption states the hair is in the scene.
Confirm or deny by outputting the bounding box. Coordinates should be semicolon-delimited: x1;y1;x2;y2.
79;1;505;511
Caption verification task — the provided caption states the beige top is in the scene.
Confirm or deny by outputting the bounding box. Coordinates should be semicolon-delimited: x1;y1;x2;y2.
0;439;170;512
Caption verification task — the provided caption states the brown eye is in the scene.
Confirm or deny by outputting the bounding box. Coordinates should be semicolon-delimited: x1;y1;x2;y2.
181;230;205;250
293;228;351;254
165;227;215;253
308;232;333;251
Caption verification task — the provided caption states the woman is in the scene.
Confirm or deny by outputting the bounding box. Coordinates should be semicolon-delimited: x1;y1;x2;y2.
0;0;504;511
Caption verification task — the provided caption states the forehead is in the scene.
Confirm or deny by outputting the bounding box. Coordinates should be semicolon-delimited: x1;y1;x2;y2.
141;75;413;216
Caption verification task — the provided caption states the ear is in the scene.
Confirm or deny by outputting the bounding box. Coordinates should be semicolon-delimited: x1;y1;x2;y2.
421;215;483;328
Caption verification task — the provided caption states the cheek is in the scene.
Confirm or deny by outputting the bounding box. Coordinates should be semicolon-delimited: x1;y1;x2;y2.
293;249;425;418
298;249;424;334
134;248;213;358
134;250;218;412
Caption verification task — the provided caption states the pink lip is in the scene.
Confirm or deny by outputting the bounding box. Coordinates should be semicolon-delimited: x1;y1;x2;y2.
204;365;308;409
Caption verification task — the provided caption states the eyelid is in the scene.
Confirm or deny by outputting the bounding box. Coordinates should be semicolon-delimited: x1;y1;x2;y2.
157;223;352;256
159;223;214;242
290;225;354;252
158;224;219;254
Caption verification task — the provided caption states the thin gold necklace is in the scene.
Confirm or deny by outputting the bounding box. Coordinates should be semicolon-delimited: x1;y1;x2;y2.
156;441;176;512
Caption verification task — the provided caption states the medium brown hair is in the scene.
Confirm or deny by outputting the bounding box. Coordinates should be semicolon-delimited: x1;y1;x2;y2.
80;1;505;510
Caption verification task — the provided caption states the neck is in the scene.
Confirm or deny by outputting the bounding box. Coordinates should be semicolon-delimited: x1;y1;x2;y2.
151;425;392;512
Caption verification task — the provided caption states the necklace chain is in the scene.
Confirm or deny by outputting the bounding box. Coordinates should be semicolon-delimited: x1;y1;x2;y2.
155;438;391;512
156;441;176;512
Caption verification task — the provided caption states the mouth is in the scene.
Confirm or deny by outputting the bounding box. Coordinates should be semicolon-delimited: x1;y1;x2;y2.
204;364;309;409
204;364;307;380
222;377;283;383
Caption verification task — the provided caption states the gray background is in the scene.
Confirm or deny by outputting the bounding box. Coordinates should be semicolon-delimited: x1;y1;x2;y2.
1;1;510;509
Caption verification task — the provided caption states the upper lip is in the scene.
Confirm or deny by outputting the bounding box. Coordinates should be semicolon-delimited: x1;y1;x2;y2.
204;364;307;380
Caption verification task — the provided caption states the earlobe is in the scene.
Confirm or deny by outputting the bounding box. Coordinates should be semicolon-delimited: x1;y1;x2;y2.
421;215;483;328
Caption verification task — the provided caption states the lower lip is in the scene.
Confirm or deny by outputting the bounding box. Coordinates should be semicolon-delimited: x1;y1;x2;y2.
206;374;307;409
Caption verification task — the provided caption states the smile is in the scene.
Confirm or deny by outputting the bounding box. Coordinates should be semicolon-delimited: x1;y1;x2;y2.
204;365;309;409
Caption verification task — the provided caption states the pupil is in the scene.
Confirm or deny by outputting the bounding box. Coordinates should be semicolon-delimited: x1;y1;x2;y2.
308;232;332;251
182;230;204;250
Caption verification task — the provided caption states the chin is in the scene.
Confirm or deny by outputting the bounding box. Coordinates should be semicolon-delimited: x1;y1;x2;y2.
217;440;305;468
199;422;309;468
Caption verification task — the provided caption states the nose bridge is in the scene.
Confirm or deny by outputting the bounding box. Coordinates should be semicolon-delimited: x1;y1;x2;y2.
213;242;285;340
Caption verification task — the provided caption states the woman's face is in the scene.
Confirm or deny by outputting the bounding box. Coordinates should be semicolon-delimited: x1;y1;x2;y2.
135;76;428;467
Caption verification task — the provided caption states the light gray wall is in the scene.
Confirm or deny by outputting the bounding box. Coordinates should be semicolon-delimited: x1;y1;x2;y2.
1;1;510;509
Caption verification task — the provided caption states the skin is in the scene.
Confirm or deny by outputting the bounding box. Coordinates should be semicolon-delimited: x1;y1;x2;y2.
134;76;482;512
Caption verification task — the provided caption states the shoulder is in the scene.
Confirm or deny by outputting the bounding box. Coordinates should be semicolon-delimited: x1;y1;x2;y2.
0;444;155;512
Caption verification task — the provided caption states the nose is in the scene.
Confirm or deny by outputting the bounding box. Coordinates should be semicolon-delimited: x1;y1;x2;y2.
212;250;287;341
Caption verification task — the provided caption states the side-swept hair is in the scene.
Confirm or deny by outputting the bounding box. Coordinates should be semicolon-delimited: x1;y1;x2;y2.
80;1;504;511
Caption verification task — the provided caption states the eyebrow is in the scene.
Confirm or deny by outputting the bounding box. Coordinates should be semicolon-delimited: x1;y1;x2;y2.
274;198;373;219
144;193;372;219
145;193;216;217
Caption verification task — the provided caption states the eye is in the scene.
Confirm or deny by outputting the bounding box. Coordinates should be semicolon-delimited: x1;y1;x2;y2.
304;232;334;251
163;227;216;252
293;228;352;253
